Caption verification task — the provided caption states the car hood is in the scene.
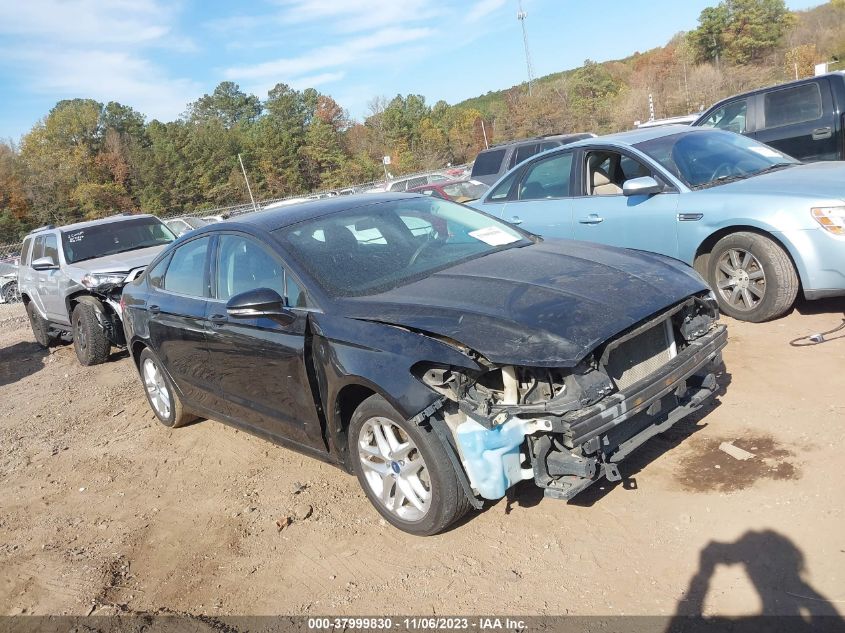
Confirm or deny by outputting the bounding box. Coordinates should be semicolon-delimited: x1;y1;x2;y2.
712;162;845;200
338;240;708;367
69;245;167;275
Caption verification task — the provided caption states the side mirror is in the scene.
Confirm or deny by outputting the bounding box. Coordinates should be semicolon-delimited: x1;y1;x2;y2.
226;287;295;325
622;176;663;197
32;256;58;271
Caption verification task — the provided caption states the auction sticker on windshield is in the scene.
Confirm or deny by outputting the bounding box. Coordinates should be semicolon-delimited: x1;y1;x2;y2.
468;226;520;246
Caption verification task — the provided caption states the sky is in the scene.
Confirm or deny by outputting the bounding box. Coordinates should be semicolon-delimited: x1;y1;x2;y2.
0;0;825;142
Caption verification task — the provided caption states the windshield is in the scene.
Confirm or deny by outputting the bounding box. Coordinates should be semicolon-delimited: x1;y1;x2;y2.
442;181;489;202
634;130;799;189
62;217;175;264
274;197;531;297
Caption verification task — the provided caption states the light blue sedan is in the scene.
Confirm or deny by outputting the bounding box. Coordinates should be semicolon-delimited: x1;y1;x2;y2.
471;126;845;322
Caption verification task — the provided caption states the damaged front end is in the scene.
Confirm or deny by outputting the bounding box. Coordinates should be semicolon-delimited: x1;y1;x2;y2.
73;269;146;346
414;293;727;503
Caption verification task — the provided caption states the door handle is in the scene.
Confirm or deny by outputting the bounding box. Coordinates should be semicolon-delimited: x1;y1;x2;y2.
812;126;832;141
578;214;604;225
148;304;160;315
209;314;228;327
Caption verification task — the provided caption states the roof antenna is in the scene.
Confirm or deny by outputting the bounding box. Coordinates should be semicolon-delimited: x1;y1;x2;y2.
238;153;258;213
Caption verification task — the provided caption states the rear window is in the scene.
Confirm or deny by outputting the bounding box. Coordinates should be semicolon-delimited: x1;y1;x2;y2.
471;149;506;177
764;83;823;128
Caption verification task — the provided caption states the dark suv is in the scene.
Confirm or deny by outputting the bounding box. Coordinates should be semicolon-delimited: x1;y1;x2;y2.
470;133;594;185
692;71;845;162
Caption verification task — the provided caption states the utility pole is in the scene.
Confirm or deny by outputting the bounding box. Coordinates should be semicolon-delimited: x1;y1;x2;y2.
480;119;489;149
517;0;535;96
238;153;258;213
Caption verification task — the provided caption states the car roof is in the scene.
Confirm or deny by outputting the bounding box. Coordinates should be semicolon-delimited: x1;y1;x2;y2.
233;192;421;231
564;124;696;148
30;213;161;235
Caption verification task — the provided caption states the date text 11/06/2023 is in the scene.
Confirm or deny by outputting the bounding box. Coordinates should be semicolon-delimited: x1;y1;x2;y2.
307;617;527;631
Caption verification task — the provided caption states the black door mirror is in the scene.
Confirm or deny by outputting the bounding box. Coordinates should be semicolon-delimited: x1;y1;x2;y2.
622;176;663;197
226;288;295;325
31;256;58;271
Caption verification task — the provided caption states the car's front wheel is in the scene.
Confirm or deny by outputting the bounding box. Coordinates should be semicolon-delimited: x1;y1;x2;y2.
707;232;798;322
348;394;471;535
26;301;54;348
138;348;195;428
72;303;111;365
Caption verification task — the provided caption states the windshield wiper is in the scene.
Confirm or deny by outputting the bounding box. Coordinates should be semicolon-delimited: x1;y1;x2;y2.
751;162;795;177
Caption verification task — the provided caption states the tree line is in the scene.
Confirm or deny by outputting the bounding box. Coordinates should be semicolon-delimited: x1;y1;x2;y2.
1;0;843;244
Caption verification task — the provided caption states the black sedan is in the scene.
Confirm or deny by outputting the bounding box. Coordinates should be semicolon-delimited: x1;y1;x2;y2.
122;193;727;535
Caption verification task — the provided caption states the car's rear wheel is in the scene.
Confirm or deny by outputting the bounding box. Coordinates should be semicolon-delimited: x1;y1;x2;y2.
72;303;111;366
138;348;194;428
26;301;54;348
707;232;798;322
348;394;471;535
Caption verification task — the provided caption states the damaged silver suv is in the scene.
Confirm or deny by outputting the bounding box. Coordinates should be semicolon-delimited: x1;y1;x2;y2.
18;215;174;365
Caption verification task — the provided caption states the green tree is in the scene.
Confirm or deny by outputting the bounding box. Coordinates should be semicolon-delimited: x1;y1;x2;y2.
689;0;793;64
188;81;261;129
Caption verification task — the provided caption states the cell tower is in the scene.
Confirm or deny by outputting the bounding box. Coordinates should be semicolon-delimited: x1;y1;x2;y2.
517;0;535;96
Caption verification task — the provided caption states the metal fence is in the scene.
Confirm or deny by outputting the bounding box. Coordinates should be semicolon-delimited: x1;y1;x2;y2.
0;164;471;306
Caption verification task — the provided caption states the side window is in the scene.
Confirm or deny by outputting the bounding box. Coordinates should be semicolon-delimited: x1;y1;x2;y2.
509;143;539;168
286;275;307;308
147;254;171;289
216;234;284;301
763;83;822;128
619;155;652;181
43;234;59;264
487;170;518;202
518;153;574;200
586;151;625;196
31;236;45;261
20;238;32;266
163;237;210;297
699;99;748;133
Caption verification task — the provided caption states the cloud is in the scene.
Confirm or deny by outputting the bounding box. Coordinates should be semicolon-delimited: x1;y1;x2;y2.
272;0;439;32
466;0;508;23
224;26;432;86
0;0;198;124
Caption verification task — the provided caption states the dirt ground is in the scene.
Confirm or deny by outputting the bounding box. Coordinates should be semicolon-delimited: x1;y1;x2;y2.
1;299;844;618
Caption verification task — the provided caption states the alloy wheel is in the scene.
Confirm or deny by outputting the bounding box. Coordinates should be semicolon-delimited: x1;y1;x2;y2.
357;417;432;522
715;248;766;311
143;358;172;420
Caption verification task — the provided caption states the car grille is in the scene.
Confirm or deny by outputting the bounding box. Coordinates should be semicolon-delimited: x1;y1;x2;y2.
604;320;676;391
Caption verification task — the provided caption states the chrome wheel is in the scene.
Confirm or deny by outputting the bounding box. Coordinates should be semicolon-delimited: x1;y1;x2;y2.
715;248;766;311
143;358;171;420
357;417;432;522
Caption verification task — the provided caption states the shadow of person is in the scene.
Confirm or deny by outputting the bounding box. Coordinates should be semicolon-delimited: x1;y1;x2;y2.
0;340;50;387
669;530;843;633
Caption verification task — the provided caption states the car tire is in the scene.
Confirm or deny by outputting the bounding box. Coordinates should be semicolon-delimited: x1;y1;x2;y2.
3;281;20;304
26;301;54;348
138;348;195;428
707;232;798;322
348;394;471;535
72;302;112;366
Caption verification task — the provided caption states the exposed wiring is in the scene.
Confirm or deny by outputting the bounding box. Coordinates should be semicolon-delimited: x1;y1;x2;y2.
789;316;845;347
